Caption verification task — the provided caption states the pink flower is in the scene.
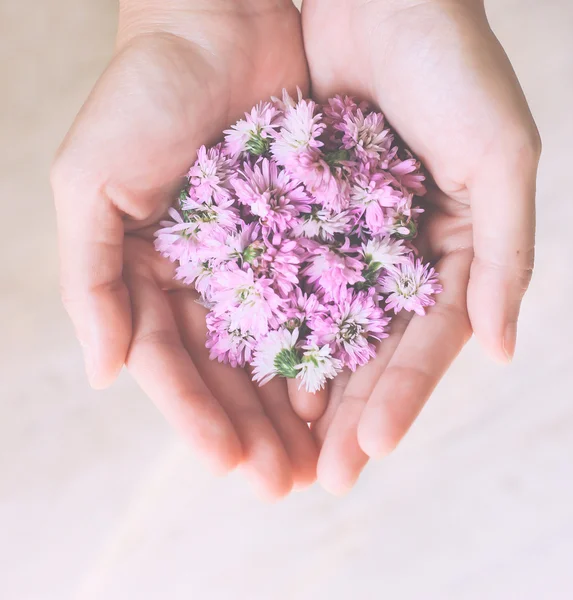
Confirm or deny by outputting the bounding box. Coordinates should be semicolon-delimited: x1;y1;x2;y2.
154;208;201;264
259;238;302;297
292;206;353;241
389;153;426;195
339;109;393;162
285;290;325;331
232;158;310;233
180;194;240;243
323;95;367;128
285;148;351;212
206;312;257;368
380;258;442;316
350;171;402;232
311;290;389;371
382;196;424;239
210;267;285;336
224;101;280;157
187;144;237;204
155;90;440;392
302;239;364;300
271;98;325;166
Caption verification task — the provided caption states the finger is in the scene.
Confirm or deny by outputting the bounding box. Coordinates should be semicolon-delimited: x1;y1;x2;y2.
315;316;409;495
52;170;131;389
358;249;473;458
286;379;328;422
311;370;350;448
170;292;294;500
124;265;242;475
255;377;319;490
468;139;539;362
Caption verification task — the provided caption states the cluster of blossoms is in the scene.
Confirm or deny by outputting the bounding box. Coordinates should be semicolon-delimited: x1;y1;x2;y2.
155;91;441;393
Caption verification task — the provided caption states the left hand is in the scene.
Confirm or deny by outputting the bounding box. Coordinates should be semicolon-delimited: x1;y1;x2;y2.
302;0;541;493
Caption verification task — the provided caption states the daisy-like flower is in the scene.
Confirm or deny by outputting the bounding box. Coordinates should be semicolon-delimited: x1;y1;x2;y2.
389;153;426;195
380;258;442;316
154;207;202;264
292;206;353;240
224;101;280;157
285;290;324;331
180;194;240;242
287;147;352;212
156;90;439;392
252;327;300;385
187;144;237;204
382;196;424;239
311;290;389;371
323;95;364;128
296;338;343;393
302;239;364;300
257;238;301;297
206;312;257;368
271;98;325;166
175;256;233;306
340;109;393;162
232;158;311;233
350;171;402;232
362;235;408;269
211;267;285;336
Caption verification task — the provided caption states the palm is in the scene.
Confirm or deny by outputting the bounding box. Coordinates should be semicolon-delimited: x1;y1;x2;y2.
54;5;318;498
302;0;538;492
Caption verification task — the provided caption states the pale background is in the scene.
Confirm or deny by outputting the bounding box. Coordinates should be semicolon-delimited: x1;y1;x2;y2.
1;1;572;599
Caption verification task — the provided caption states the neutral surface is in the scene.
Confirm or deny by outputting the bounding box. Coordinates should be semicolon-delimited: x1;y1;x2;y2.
1;1;572;599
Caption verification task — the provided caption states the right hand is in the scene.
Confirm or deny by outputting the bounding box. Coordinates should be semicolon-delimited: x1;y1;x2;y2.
51;0;318;499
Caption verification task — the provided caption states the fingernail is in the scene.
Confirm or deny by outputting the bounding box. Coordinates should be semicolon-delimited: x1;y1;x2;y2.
503;322;518;362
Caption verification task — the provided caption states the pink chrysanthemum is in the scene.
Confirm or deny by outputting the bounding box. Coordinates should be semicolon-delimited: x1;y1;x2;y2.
224;101;280;157
232;158;310;233
302;239;364;300
155;90;439;392
210;267;285;337
339;109;393;162
206;312;257;368
154;208;202;264
285;290;325;331
311;290;389;371
380;258;442;316
186;144;237;204
271;98;325;166
350;171;402;232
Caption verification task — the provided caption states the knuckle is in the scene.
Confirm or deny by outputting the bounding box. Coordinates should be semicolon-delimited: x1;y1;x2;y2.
474;254;534;290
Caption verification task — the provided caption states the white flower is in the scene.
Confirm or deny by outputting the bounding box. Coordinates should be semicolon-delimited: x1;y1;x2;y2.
224;101;280;156
252;328;300;386
271;99;325;164
362;235;407;269
293;208;352;240
344;110;391;160
296;341;342;393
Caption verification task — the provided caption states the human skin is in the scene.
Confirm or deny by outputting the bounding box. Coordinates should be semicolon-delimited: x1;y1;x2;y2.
302;0;540;493
51;0;320;500
52;0;539;497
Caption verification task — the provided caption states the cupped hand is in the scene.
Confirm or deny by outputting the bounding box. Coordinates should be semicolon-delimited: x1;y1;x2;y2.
302;0;541;493
51;0;318;498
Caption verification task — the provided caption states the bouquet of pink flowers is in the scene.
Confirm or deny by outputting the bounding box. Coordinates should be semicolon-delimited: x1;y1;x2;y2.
155;90;441;393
